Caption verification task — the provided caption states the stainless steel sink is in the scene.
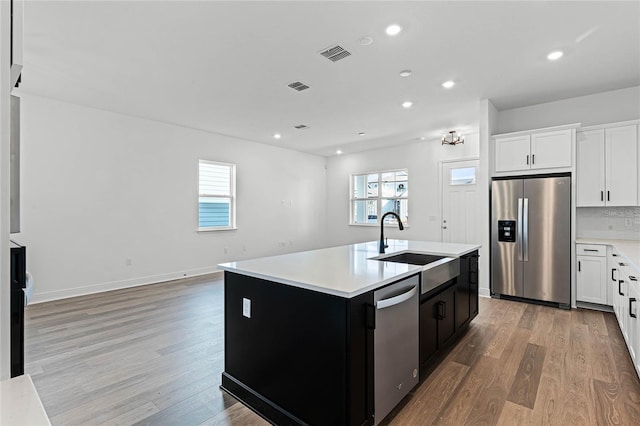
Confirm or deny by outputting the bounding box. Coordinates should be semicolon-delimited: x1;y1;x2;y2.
377;252;445;265
375;252;460;295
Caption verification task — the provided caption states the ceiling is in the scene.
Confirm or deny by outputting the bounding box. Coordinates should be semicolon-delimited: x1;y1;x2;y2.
19;1;640;157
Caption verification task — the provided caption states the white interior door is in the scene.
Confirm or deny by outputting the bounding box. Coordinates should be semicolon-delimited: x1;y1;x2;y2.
441;159;480;243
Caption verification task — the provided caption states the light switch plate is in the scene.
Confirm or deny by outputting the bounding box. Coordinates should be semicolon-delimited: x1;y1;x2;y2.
242;298;251;318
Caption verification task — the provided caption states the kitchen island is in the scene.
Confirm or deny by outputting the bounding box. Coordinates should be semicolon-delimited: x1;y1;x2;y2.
218;240;480;425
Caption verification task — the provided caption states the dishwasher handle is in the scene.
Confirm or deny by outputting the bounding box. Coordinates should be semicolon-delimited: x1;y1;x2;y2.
376;286;417;310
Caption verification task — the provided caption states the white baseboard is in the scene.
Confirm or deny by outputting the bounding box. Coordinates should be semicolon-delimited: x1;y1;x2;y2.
29;267;224;304
479;287;491;298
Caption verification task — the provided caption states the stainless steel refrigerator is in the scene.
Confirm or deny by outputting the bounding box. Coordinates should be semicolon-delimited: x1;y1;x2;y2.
491;175;571;307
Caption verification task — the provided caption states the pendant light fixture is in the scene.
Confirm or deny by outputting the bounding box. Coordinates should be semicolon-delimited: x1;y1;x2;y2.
442;131;464;145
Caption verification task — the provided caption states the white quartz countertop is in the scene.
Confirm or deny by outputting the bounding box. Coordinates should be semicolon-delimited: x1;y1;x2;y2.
576;238;640;272
0;375;50;426
218;240;481;298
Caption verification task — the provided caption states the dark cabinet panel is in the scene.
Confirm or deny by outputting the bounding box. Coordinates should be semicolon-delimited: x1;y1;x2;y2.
419;250;479;376
438;285;457;347
419;282;456;366
419;297;439;364
222;271;374;426
469;254;479;317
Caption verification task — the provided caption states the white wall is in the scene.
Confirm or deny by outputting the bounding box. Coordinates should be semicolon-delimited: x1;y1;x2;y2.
496;86;640;134
325;134;479;246
15;94;328;302
478;99;497;297
0;1;12;379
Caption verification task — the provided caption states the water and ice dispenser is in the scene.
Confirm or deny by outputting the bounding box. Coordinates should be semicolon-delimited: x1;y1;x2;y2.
498;220;516;242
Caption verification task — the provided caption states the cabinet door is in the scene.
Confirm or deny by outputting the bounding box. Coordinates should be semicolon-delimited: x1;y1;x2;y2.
469;254;479;317
495;135;531;172
576;255;608;305
438;286;457;347
419;297;439;365
619;272;630;344
628;281;639;368
577;130;606;206
605;125;638;206
456;255;471;330
607;249;620;306
531;129;573;170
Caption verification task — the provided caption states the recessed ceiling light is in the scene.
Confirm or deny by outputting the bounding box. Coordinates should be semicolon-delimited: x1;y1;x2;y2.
399;70;413;77
358;132;366;136
385;24;402;36
336;150;343;155
359;36;374;46
442;80;455;89
420;136;426;140
402;101;413;109
273;133;281;139
547;50;563;61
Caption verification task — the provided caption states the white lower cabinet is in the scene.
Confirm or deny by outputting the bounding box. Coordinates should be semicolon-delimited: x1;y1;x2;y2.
576;244;608;305
628;281;639;369
629;281;640;376
611;257;640;377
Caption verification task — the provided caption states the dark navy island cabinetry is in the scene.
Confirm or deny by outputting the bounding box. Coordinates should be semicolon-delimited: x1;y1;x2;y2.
420;251;479;376
218;241;480;426
222;272;375;426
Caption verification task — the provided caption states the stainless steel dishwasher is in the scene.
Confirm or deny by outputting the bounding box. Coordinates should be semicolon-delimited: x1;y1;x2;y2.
374;274;419;425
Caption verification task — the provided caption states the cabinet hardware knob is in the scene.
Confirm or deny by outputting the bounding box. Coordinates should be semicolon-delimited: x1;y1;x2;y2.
526;155;529;165
619;280;624;296
630;298;637;319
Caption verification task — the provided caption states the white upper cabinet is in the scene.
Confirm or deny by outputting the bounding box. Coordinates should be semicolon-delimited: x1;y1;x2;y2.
577;123;638;207
605;125;638;206
494;128;573;173
577;129;606;206
531;129;573;169
494;135;531;172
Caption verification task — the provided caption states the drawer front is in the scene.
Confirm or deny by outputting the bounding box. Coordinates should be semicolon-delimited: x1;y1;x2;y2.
617;258;639;282
577;244;606;257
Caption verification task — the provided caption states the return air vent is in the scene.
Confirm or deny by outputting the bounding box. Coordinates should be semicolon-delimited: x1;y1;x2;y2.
294;124;309;130
288;81;310;92
319;45;351;62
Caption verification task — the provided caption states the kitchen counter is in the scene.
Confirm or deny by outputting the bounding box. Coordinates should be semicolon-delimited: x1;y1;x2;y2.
0;375;50;426
576;238;640;271
218;239;480;298
219;240;480;425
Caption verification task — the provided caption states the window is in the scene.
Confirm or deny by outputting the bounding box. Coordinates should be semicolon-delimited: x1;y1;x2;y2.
350;169;408;225
198;160;236;230
450;167;476;186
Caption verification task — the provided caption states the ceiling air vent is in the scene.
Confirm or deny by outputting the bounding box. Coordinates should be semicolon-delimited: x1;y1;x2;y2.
294;124;310;130
319;45;351;62
288;81;310;92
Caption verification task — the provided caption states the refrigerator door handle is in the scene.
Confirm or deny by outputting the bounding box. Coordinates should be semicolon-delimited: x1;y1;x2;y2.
523;198;529;261
517;198;523;261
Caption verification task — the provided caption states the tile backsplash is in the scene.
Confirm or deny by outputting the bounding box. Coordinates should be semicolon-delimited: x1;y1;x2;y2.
577;207;640;240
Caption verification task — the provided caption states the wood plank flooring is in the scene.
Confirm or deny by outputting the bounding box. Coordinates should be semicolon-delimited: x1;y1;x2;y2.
25;277;640;425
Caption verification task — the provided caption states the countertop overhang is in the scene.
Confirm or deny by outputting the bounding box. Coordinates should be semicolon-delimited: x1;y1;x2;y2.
218;240;481;298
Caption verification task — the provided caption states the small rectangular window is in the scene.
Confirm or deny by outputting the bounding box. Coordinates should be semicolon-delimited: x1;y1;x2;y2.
350;169;408;225
450;167;476;186
199;160;236;230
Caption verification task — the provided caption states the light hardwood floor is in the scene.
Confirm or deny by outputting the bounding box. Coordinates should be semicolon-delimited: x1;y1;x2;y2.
25;277;640;425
